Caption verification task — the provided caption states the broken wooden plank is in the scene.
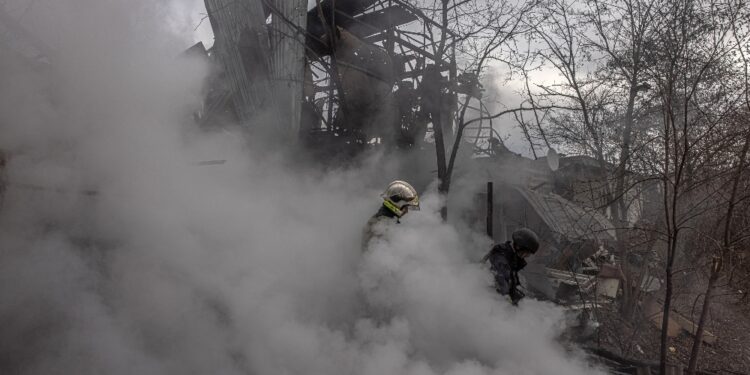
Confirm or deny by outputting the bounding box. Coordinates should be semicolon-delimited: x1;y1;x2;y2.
644;298;682;337
596;264;621;298
643;298;717;345
671;311;718;345
648;311;683;338
546;268;595;292
596;278;620;298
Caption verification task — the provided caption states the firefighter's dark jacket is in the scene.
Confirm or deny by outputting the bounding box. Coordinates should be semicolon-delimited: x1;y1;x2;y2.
362;205;399;250
483;241;527;295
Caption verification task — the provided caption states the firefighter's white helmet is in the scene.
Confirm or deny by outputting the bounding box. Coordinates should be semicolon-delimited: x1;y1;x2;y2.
381;180;420;217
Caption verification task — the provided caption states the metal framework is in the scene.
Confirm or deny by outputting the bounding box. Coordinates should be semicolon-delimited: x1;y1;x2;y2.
202;0;462;155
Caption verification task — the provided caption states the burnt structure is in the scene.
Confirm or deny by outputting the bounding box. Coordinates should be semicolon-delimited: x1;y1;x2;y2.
198;0;459;155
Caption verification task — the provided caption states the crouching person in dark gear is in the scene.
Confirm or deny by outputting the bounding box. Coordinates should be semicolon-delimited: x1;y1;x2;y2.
482;228;540;305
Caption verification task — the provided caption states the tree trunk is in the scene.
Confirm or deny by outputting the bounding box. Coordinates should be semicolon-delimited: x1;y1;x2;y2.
659;263;675;375
433;112;449;220
434;0;450;221
616;84;639;319
687;262;720;375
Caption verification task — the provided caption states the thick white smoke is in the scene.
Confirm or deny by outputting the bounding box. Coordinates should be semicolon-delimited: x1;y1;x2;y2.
0;1;604;374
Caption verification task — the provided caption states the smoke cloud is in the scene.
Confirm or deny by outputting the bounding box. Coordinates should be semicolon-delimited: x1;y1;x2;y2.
0;1;603;374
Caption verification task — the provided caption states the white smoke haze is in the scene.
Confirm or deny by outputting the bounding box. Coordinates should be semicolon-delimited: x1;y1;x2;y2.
0;1;604;374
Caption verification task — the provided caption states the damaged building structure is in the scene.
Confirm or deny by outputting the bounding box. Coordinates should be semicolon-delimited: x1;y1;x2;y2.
473;152;623;302
469;151;715;374
192;0;462;159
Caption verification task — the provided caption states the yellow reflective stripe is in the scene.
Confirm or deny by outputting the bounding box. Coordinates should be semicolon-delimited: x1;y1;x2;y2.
383;199;403;217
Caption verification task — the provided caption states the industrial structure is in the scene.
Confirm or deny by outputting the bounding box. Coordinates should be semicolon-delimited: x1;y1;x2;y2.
193;0;472;158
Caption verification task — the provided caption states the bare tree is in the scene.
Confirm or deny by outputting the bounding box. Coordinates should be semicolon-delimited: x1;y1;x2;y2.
410;0;540;220
579;0;657;319
686;1;750;372
525;0;750;370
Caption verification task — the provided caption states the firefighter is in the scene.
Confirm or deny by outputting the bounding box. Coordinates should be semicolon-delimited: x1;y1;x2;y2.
361;180;420;250
482;228;540;304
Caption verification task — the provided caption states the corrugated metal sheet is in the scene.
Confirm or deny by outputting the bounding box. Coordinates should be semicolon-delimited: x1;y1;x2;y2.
269;0;307;135
516;187;616;243
204;0;270;124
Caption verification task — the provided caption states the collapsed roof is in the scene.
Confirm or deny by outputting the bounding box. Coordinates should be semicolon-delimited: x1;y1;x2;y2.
516;187;616;243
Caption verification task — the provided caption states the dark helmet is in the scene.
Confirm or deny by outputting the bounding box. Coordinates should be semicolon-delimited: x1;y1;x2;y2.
512;228;540;254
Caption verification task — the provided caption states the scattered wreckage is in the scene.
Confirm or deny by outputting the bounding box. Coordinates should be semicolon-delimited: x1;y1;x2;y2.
474;153;718;374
